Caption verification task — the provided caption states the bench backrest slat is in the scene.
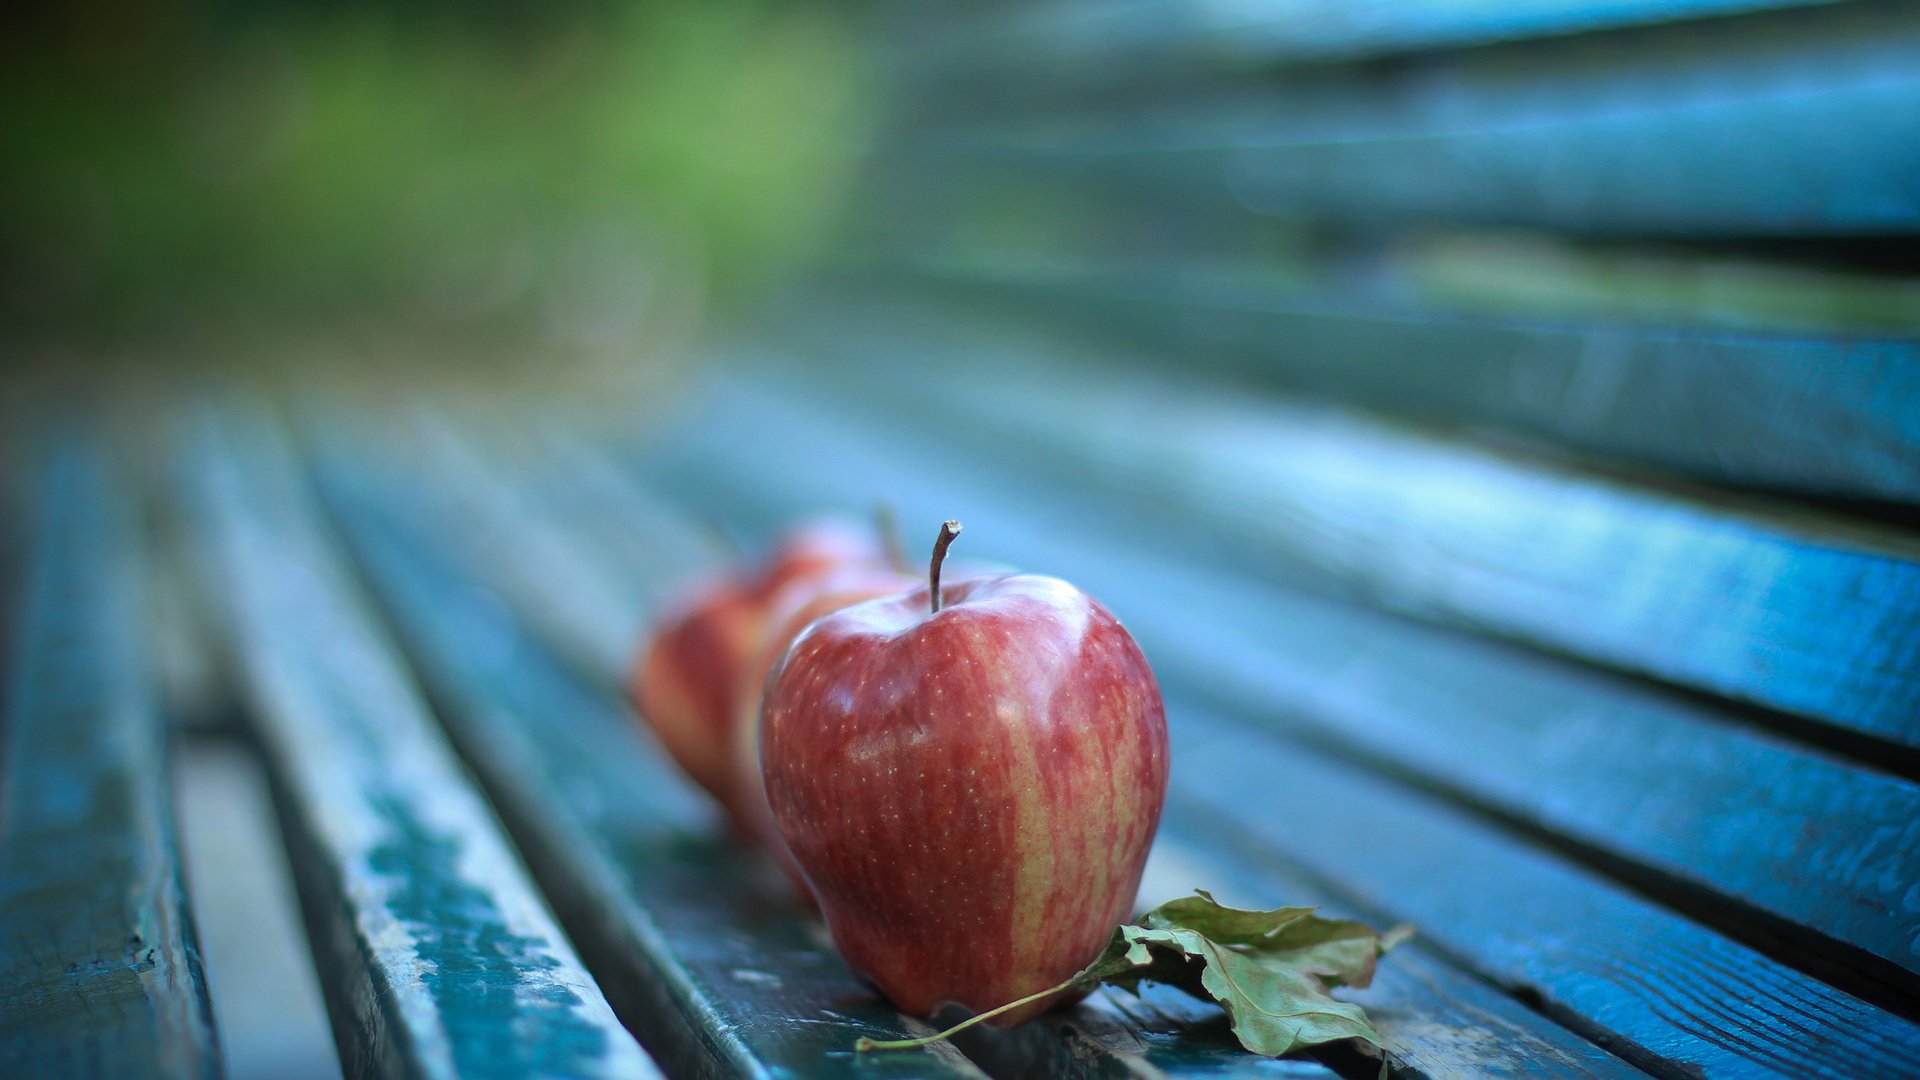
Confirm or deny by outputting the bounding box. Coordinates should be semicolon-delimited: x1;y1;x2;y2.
840;275;1920;504
891;3;1920;235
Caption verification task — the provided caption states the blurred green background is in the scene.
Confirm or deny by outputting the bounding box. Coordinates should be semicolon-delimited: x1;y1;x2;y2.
1;0;874;389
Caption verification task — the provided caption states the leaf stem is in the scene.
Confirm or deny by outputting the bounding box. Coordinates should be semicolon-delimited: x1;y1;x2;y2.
928;519;961;615
854;973;1080;1053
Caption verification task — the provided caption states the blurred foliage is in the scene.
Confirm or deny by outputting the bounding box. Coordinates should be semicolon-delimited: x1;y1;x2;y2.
0;0;874;378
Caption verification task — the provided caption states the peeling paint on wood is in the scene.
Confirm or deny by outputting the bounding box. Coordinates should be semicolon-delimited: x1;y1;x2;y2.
178;407;658;1080
1;435;223;1079
315;451;1001;1079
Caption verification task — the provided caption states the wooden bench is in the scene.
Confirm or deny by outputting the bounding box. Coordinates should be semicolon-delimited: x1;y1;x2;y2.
5;0;1920;1077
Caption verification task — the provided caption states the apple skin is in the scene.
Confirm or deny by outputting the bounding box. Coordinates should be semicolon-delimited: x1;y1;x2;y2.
732;563;923;892
760;573;1169;1026
630;519;888;831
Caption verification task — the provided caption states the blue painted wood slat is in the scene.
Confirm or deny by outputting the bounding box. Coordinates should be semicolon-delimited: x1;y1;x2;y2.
893;2;1920;235
1170;701;1920;1080
1141;819;1653;1080
840;269;1920;504
177;407;660;1080
749;341;1920;753
309;448;1043;1080
391;421;1657;1080
1;435;224;1079
623;368;1920;1078
682;368;1920;982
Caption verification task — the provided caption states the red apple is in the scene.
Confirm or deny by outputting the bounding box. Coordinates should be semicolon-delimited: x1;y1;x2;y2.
630;518;888;831
735;549;1016;894
732;562;923;892
760;522;1169;1026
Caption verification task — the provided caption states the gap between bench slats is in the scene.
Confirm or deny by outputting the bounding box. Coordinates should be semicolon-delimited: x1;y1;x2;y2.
675;371;1920;997
177;407;659;1080
887;2;1920;235
831;271;1920;506
311;441;1322;1080
372;418;1659;1080
1168;702;1920;1080
610;369;1920;1076
768;330;1920;756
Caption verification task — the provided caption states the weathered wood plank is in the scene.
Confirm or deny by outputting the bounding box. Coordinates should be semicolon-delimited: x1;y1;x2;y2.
1168;699;1920;1080
891;1;1920;235
654;371;1920;981
619;370;1920;1073
1140;821;1651;1080
311;450;1121;1080
1148;581;1920;994
0;437;20;679
524;426;721;610
834;270;1920;504
326;451;1290;1076
333;420;1441;1079
1;435;224;1079
401;417;657;684
177;407;659;1080
731;344;1920;752
396;419;1656;1080
391;416;713;688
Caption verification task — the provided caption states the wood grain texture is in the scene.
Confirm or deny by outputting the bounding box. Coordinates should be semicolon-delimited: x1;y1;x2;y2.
1;435;223;1079
767;367;1920;964
0;437;20;684
744;335;1920;751
400;417;1659;1080
1168;701;1920;1080
324;424;1389;1079
1141;822;1651;1080
310;452;1039;1080
624;370;1920;1077
891;1;1920;235
850;270;1920;504
730;314;1920;981
377;415;714;689
177;408;659;1080
402;417;661;684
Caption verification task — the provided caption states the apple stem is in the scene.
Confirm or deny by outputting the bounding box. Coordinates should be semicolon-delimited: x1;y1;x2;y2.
853;974;1079;1053
929;519;962;615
